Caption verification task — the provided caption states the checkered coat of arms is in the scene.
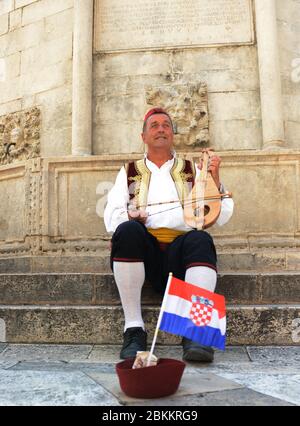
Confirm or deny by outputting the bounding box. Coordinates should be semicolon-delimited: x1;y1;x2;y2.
190;295;214;327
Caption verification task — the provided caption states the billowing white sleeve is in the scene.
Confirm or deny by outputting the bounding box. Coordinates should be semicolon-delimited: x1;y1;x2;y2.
104;166;129;233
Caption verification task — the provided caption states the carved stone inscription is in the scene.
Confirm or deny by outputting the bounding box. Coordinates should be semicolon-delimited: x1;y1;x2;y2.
95;0;254;52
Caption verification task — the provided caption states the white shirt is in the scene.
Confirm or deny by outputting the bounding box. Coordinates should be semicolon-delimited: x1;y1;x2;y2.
104;155;234;233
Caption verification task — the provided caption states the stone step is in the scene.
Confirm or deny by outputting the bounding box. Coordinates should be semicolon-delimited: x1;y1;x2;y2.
0;251;296;274
0;304;299;345
0;273;300;305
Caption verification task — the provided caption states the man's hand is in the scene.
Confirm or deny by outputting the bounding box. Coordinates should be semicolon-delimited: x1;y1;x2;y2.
197;148;221;190
128;209;148;224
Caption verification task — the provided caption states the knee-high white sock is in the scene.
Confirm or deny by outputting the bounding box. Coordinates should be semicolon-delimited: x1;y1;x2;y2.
185;266;217;293
113;261;145;332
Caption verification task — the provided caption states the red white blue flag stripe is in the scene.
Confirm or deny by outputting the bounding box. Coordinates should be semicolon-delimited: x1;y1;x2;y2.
159;276;226;350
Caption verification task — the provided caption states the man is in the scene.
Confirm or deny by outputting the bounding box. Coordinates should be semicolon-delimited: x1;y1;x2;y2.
104;108;234;362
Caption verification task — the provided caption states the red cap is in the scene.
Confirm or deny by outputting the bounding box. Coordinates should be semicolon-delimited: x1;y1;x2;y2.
143;107;172;125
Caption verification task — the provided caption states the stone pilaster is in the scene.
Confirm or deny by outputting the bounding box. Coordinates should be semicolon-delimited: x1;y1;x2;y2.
255;0;285;149
72;0;94;156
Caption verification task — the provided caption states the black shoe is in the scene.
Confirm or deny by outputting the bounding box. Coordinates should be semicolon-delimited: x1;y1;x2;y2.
182;337;214;362
120;327;147;359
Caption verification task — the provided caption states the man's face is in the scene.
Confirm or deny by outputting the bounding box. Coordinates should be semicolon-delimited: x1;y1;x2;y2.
142;113;174;151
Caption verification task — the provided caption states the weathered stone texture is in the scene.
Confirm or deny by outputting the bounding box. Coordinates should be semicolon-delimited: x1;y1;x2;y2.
0;305;299;345
1;273;299;306
277;0;300;149
0;2;73;158
93;45;261;154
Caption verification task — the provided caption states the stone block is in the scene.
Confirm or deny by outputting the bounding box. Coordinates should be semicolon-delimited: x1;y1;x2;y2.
31;255;110;274
22;0;73;26
15;0;39;8
21;59;72;97
258;274;300;304
0;369;119;406
0;1;14;16
0;305;299;345
21;95;36;110
21;35;72;75
40;127;72;157
216;274;259;304
93;120;143;155
44;8;73;42
89;371;242;405
0;257;31;273
94;50;171;78
0;21;44;57
0;274;95;305
5;52;21;80
0;100;22;116
0;344;93;362
286;253;300;270
285;121;300;149
209;119;262;151
35;84;72;108
0;76;21;103
0;13;8;36
209;91;261;121
254;253;287;272
181;45;258;73
9;9;22;31
2;272;299;306
247;346;300;363
95;93;146;123
226;306;300;346
185;68;259;93
283;95;300;122
0;170;26;241
212;160;298;235
217;253;256;272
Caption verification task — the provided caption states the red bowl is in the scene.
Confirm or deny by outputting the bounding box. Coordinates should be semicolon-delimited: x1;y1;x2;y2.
116;358;186;399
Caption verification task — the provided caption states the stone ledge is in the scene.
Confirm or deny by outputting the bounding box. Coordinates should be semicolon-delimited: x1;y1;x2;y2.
0;251;295;273
0;272;300;305
0;305;299;345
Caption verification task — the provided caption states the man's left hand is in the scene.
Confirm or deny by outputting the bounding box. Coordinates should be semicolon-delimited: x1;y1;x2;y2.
197;149;221;191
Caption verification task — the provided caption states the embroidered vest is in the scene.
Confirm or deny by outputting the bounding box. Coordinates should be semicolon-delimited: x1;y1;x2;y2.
125;157;195;209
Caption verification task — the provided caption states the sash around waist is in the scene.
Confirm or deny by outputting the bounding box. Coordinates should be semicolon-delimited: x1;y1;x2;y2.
147;227;186;244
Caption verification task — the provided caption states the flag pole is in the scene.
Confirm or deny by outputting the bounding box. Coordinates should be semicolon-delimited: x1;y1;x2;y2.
147;272;173;367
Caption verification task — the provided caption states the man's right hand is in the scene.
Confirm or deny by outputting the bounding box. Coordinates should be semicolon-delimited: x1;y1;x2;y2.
128;209;148;224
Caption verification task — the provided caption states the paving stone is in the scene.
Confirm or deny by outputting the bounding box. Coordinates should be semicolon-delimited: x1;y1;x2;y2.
85;370;243;404
129;388;294;406
0;344;93;362
0;369;120;406
214;372;300;406
203;362;300;375
0;344;299;406
87;345;250;367
0;344;7;354
0;360;19;369
87;345;123;363
11;361;116;374
247;346;300;363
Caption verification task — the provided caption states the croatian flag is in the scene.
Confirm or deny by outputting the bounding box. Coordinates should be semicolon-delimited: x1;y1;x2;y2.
159;276;226;350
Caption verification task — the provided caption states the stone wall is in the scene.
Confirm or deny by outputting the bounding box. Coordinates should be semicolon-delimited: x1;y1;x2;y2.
277;0;300;149
0;0;299;273
93;45;261;154
0;0;73;157
93;0;261;154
